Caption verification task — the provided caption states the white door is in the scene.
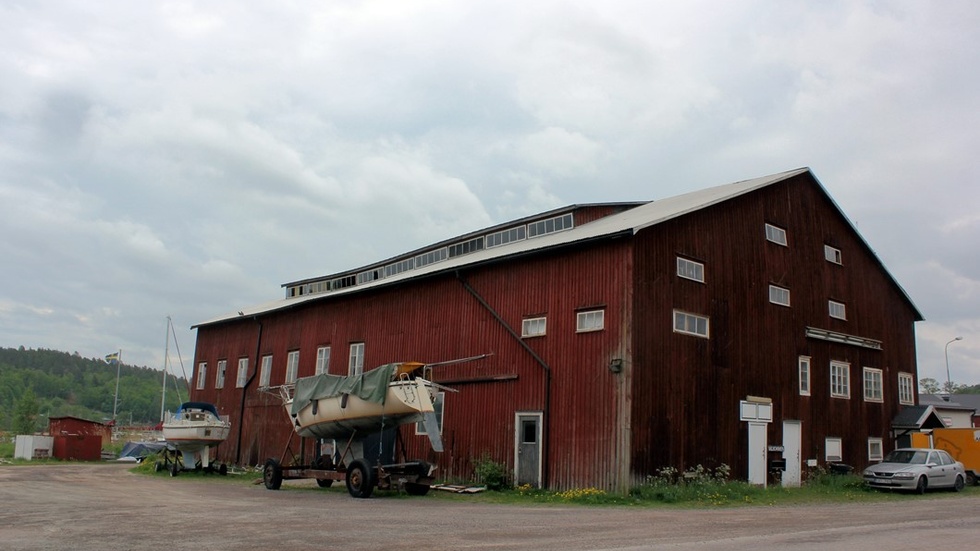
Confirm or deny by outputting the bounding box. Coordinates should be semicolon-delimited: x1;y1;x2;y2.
514;412;542;487
747;422;768;487
781;420;802;488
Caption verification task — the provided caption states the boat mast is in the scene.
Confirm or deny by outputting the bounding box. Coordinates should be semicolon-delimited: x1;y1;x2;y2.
160;316;171;422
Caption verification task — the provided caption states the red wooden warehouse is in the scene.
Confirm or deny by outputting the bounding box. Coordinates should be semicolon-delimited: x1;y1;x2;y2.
190;168;922;491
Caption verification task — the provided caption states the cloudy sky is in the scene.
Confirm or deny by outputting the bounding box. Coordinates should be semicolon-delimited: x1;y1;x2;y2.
1;1;978;388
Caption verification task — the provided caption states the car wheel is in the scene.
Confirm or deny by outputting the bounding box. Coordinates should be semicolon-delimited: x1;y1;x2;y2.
953;475;965;492
915;476;927;495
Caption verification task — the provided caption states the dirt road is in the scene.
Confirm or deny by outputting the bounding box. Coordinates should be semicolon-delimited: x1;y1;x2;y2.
1;463;977;550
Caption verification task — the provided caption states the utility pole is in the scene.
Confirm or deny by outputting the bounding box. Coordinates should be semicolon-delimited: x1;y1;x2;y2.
112;349;122;420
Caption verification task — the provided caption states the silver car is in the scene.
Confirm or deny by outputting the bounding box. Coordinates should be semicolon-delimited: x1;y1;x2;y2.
863;448;967;493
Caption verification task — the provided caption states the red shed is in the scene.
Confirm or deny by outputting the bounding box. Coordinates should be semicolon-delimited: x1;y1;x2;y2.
190;168;923;491
48;416;108;461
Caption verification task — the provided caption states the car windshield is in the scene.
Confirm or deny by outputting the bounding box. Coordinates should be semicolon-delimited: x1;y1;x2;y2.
882;450;928;464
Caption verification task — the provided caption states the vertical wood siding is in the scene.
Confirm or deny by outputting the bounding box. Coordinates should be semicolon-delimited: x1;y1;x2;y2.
193;239;633;490
630;172;919;481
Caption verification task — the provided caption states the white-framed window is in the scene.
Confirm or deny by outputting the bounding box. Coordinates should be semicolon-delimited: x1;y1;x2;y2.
215;359;227;389
285;350;299;384
486;226;526;248
766;223;788;246
824;245;842;265
415;391;445;435
830;361;850;398
522;316;547;338
259;355;272;388
576;310;605;332
316;346;331;375
829;300;847;320
769;285;791;307
673;310;709;338
825;437;843;462
863;367;883;402
348;343;365;377
799;356;811;396
676;257;705;283
868;438;883;461
898;372;915;405
236;357;248;388
527;213;573;238
196;362;207;390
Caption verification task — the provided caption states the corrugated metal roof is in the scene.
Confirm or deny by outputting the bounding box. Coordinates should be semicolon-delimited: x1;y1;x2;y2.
194;167;921;327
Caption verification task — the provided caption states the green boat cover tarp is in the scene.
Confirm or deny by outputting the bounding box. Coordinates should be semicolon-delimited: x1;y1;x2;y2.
290;363;397;416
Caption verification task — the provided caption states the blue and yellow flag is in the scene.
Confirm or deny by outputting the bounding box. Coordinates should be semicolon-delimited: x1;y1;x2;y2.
105;352;119;363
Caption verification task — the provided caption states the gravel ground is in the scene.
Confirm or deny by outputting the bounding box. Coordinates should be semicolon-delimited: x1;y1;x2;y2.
0;462;977;551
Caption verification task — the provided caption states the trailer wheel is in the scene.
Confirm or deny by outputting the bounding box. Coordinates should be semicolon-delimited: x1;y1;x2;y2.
218;463;228;476
170;460;180;477
967;472;978;486
405;482;430;496
263;459;283;490
346;459;375;498
154;461;163;473
312;455;334;488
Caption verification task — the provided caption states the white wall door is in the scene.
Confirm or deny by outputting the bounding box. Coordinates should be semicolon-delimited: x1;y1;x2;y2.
747;422;768;487
514;412;542;488
781;420;802;488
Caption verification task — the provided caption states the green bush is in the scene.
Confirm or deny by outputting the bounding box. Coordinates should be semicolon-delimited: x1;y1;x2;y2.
473;453;508;490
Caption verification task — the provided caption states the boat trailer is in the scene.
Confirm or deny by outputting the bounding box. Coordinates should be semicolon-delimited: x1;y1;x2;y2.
262;430;436;498
154;447;229;477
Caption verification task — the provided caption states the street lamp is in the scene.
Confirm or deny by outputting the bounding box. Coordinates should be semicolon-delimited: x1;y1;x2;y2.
944;336;963;400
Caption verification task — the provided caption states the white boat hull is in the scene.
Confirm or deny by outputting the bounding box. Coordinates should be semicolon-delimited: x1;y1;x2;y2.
286;378;440;447
162;403;231;468
161;424;231;451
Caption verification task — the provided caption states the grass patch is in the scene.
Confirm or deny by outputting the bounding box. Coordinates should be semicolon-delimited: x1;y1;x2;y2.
425;464;976;508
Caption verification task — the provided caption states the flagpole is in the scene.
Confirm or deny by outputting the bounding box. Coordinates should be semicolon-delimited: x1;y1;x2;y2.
112;349;122;420
160;317;171;422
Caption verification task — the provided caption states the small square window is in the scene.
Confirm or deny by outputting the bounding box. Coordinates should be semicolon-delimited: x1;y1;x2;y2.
676;257;705;283
769;285;791;307
522;317;547;337
825;437;842;462
576;310;604;332
766;223;788;246
824;245;842;264
829;300;847;320
673;310;709;338
868;438;883;461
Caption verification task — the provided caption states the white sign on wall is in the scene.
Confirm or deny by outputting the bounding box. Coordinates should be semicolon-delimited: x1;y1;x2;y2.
740;400;773;423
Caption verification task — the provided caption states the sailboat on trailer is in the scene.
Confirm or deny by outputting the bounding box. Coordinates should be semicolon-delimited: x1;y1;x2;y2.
158;316;231;475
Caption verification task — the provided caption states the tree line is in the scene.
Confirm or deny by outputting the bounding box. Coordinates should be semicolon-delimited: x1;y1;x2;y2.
919;378;980;395
0;346;189;434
